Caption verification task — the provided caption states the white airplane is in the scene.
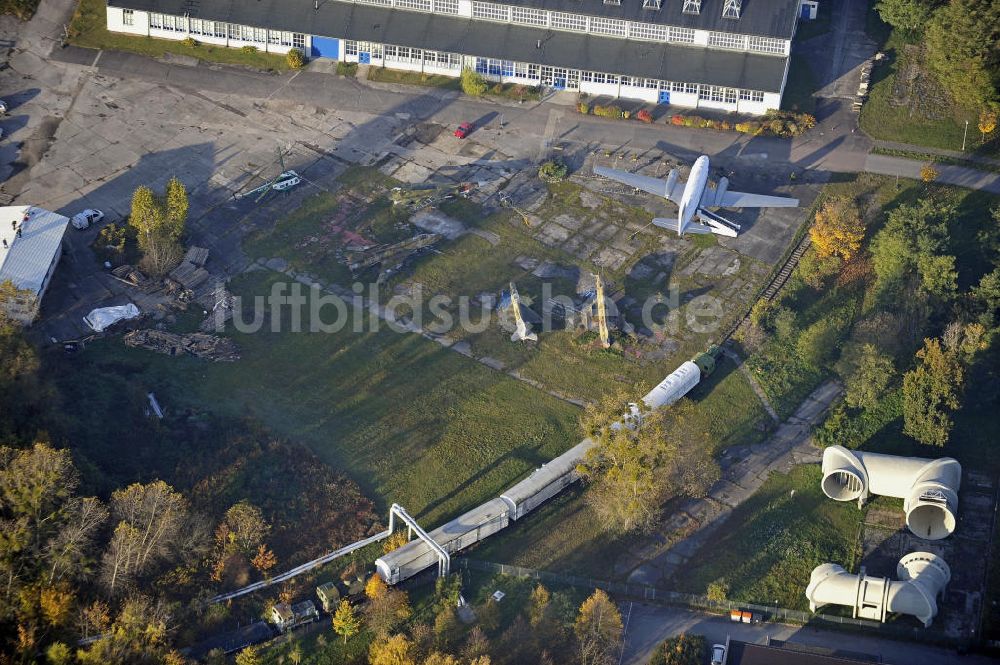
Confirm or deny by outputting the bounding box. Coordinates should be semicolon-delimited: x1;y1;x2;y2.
594;155;799;237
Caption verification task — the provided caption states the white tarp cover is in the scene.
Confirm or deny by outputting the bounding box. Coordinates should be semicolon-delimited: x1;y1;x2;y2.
84;303;140;332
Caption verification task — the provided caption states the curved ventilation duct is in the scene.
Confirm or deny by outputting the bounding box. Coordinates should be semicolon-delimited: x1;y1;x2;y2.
821;445;961;540
805;552;951;628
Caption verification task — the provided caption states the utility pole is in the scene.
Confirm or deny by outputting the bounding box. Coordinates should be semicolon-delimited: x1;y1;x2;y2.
962;120;969;151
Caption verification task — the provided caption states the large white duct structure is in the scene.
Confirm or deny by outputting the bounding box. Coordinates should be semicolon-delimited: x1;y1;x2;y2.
805;552;951;627
821;445;961;540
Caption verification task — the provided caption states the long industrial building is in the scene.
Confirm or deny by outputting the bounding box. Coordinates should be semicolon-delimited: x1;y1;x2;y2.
106;0;809;114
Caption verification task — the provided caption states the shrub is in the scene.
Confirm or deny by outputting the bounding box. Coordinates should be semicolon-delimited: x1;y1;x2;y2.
181;37;198;48
593;104;624;119
286;48;305;70
670;114;685;126
636;109;653;123
460;67;488;96
240;45;258;54
538;160;569;182
577;101;591;114
336;61;358;77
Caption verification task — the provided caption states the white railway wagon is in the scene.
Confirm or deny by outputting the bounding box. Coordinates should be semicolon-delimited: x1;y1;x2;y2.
641;361;701;409
500;439;597;520
376;498;510;584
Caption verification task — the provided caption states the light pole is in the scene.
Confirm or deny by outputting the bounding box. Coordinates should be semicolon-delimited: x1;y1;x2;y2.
962;120;969;151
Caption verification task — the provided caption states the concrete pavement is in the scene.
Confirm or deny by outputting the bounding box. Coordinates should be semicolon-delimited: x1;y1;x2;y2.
619;603;994;665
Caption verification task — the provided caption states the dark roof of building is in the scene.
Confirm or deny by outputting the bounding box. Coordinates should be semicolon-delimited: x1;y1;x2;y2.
114;0;800;37
110;0;789;91
727;641;885;665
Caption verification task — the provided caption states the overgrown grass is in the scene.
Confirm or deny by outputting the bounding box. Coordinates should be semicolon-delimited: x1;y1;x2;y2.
68;0;288;71
66;268;579;527
671;465;861;611
859;32;994;155
367;66;462;90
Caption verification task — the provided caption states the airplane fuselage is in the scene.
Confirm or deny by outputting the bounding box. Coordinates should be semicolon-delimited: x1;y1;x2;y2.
677;155;711;235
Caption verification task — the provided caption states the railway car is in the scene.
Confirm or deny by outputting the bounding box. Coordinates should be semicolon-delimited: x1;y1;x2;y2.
500;439;597;520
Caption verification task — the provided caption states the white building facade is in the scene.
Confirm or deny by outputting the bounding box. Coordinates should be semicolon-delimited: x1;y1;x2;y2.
107;0;802;115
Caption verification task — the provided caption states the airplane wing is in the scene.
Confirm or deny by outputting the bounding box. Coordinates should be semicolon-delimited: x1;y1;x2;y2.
593;166;683;203
717;190;799;209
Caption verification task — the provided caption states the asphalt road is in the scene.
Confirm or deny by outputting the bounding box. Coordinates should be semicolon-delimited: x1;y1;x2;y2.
619;603;997;665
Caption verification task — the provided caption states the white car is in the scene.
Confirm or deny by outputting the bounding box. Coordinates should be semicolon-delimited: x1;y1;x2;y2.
711;644;727;665
71;209;104;230
0;100;7;115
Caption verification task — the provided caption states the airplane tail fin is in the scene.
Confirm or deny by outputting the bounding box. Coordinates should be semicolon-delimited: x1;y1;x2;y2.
511;321;537;342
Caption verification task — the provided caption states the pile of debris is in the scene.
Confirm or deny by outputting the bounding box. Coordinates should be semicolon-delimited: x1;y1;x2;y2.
123;329;240;361
169;246;211;290
110;264;157;292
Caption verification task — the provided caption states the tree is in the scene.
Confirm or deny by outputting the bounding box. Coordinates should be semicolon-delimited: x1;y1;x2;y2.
365;585;413;637
383;530;409;554
706;579;729;602
366;573;389;600
288;642;302;665
286;48;305;70
39;585;74;627
477;598;500;634
219;502;270;555
797;313;851;369
925;0;1000;110
369;634;416;665
579;392;720;534
875;0;938;34
844;344;896;408
574;590;623;665
100;481;188;595
460;68;488;96
903;338;963;446
76;596;172;665
234;646;260;665
45;641;72;665
809;197;864;261
653;633;707;665
870;198;955;301
333;599;361;644
462;626;490;661
127;183;185;278
972;267;1000;326
234;646;259;665
251;544;277;575
164;177;189;240
528;584;551;627
920;164;939;183
432;607;459;649
423;653;460;665
980;107;998;143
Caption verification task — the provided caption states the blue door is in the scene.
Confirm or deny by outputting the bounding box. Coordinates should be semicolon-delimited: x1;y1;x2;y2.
659;90;670;104
359;52;371;64
801;4;811;18
311;36;340;59
554;77;567;90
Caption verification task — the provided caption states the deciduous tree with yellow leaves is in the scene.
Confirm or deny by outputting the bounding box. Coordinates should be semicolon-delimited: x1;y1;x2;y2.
809;197;864;261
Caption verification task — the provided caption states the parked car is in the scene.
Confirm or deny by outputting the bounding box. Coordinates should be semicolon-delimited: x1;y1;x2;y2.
711;643;726;665
71;209;104;230
0;100;7;115
454;122;473;139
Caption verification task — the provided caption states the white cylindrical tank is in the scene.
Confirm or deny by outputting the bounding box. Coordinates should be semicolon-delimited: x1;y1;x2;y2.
821;445;961;540
805;552;950;628
641;360;701;409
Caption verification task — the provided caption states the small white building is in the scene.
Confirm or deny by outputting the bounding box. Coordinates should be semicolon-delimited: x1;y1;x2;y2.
0;206;70;324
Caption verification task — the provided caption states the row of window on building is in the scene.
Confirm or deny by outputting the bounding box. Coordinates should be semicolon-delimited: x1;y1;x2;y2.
340;45;769;102
339;0;787;55
139;10;306;49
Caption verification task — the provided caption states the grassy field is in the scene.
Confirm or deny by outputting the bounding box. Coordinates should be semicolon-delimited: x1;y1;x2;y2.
367;66;462;90
859;32;993;155
0;0;37;19
671;465;861;611
68;0;289;71
64;269;580;526
473;354;770;578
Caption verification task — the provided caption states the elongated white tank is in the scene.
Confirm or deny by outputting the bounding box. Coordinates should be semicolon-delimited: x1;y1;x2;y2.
805;552;951;628
641;360;701;409
821;445;961;540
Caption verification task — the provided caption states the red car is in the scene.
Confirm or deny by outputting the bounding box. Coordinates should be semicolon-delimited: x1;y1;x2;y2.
454;122;473;139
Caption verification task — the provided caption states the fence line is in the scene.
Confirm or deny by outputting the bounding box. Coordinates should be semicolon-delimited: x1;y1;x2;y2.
460;558;955;646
